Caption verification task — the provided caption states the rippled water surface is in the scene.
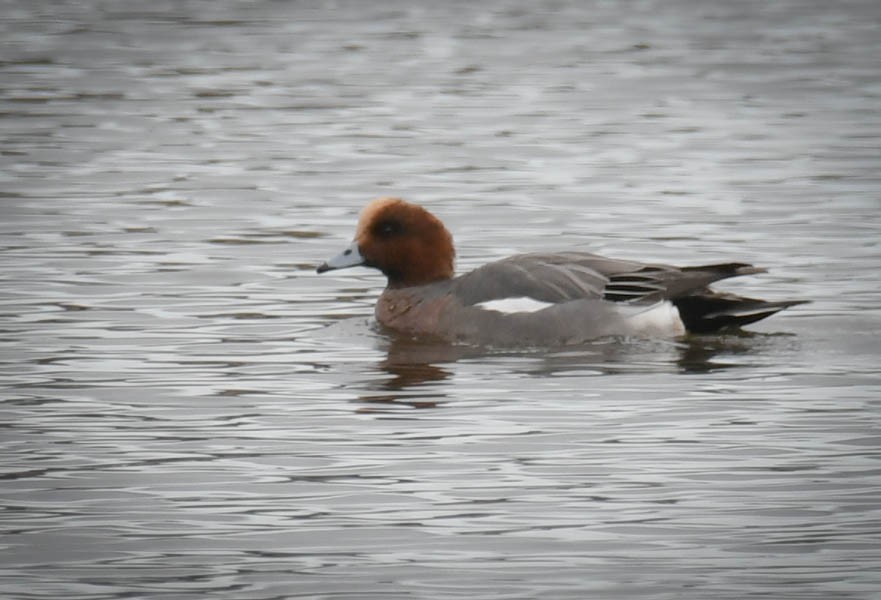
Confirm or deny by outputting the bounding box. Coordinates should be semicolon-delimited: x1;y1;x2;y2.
2;1;880;598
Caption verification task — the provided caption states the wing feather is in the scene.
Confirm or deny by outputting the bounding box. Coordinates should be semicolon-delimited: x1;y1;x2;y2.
451;252;767;308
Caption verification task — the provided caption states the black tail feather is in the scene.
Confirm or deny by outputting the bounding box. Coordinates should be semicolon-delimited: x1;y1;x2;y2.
673;292;808;333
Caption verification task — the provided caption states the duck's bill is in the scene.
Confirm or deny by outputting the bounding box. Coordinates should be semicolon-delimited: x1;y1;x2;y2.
316;241;365;273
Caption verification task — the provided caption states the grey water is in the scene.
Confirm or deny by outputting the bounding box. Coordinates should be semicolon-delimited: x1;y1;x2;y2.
1;1;880;598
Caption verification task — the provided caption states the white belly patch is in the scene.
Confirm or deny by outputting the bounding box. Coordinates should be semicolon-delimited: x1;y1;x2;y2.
625;301;686;336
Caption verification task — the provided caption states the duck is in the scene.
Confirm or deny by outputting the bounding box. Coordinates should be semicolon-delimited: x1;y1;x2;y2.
317;197;806;346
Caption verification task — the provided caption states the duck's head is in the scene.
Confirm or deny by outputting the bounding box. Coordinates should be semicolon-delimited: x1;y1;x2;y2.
317;197;455;288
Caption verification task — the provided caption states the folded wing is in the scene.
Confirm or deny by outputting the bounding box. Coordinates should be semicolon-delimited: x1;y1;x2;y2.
451;252;805;333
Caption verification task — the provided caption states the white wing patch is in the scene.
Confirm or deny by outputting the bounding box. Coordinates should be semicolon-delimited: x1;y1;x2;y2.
473;297;687;336
624;301;686;336
474;297;556;314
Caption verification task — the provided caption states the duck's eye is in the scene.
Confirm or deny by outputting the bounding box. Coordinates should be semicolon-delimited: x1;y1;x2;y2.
374;219;403;238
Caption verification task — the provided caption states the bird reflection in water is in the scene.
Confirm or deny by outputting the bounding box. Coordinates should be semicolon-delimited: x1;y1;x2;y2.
352;329;791;411
353;336;467;411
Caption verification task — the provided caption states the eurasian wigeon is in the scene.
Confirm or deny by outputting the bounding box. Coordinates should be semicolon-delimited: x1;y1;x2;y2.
317;197;806;346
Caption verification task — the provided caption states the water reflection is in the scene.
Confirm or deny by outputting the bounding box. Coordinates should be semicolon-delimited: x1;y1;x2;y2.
353;328;794;408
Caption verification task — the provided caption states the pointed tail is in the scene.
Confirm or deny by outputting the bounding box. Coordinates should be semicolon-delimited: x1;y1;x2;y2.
673;292;809;334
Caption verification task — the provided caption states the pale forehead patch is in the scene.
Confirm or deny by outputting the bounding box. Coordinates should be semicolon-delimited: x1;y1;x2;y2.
356;197;405;237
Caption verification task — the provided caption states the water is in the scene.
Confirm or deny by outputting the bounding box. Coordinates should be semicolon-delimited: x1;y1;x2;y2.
2;1;880;598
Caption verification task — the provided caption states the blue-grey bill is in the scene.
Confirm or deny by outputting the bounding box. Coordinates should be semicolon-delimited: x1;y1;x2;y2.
316;241;365;273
